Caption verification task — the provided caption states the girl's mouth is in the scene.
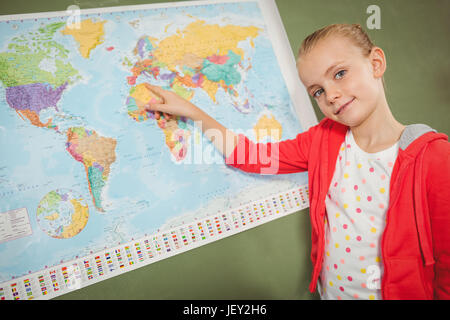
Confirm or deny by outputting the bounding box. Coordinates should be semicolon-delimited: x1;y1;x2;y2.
335;98;355;115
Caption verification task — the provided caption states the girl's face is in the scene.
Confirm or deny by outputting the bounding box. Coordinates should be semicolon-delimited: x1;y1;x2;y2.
297;35;386;127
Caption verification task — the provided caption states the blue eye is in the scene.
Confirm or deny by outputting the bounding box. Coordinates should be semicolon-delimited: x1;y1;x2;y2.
313;88;324;98
335;70;346;79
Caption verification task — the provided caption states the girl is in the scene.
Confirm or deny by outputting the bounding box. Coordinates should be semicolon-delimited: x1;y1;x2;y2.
140;24;450;300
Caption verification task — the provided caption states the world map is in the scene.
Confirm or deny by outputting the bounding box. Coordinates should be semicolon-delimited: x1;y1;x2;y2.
0;2;308;284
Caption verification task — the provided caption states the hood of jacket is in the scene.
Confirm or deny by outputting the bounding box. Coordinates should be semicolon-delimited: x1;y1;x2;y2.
399;123;443;153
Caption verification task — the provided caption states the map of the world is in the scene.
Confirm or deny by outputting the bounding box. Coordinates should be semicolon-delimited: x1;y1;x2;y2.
0;0;313;298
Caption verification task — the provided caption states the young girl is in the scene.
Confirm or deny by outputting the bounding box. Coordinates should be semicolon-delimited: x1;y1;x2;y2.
140;24;450;300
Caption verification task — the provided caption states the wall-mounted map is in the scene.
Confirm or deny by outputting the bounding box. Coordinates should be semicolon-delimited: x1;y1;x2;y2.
0;0;316;299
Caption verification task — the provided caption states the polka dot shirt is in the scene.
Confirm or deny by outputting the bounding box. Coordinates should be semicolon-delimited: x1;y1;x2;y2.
318;129;399;300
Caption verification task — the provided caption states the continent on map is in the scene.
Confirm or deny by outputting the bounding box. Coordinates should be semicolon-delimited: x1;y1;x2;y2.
160;116;191;162
61;19;106;58
64;198;89;238
125;19;260;161
0;22;80;130
130;82;164;106
126;83;191;161
127;20;260;109
127;83;159;122
65;127;117;212
36;189;89;239
253;114;283;141
6;82;67;129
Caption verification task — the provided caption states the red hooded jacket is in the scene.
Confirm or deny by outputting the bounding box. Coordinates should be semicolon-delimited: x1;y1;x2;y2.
225;118;450;299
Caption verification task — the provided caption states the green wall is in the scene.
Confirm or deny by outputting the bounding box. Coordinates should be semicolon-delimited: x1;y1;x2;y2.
0;0;448;300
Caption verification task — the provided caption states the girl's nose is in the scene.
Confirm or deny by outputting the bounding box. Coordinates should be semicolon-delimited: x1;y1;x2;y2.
326;86;342;105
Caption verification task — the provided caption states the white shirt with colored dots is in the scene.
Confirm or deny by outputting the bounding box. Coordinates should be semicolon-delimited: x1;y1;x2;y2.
318;129;399;300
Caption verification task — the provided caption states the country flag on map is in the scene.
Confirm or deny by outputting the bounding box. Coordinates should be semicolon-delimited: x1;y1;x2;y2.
23;278;33;299
11;283;19;300
38;275;48;295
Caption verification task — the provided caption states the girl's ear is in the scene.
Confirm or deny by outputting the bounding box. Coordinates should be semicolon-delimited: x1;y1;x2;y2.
369;46;386;79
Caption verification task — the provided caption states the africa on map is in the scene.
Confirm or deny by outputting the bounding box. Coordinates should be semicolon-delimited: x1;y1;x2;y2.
0;1;310;294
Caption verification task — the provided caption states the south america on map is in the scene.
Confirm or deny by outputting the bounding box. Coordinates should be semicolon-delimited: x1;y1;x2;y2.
0;2;308;283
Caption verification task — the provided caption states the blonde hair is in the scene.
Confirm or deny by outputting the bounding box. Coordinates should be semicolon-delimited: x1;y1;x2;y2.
297;23;385;89
298;23;375;58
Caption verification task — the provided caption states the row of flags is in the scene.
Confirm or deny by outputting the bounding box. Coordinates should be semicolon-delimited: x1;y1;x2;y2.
0;185;309;300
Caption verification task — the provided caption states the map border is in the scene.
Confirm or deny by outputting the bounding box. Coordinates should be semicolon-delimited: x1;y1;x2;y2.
0;0;317;300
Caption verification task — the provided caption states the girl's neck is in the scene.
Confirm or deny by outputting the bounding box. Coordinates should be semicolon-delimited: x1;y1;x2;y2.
350;97;405;154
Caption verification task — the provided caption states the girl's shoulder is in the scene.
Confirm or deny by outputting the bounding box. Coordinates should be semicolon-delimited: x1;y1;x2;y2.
421;130;449;179
425;134;450;160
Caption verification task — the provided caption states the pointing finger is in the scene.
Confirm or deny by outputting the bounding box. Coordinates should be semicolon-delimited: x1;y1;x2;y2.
144;83;166;100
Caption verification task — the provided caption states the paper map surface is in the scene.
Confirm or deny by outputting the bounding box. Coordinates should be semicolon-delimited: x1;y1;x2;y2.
0;0;315;299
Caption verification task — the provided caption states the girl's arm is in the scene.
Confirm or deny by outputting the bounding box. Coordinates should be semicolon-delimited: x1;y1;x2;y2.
143;84;314;174
143;84;238;158
224;131;314;175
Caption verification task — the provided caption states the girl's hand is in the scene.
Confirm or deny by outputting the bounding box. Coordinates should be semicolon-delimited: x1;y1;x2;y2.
142;83;198;121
